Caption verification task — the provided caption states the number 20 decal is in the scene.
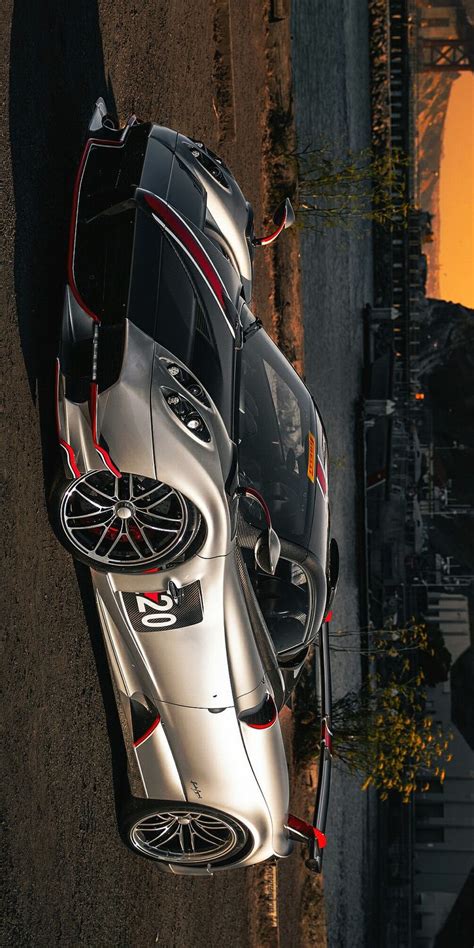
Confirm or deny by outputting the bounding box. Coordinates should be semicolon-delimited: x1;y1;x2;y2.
136;593;176;628
121;583;203;633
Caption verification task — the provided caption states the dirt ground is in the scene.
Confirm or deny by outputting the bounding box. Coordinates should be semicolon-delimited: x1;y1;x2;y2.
0;1;318;946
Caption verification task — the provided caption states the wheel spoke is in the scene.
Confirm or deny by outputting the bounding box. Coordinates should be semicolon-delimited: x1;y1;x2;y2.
137;491;174;511
147;824;180;848
124;521;143;557
93;519;116;551
105;520;125;555
77;483;117;503
130;518;155;554
192;824;226;846
66;508;113;522
134;513;180;534
132;482;169;502
136;510;182;524
73;489;108;511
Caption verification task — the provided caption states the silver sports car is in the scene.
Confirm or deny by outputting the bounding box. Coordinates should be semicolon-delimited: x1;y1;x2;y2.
49;98;338;875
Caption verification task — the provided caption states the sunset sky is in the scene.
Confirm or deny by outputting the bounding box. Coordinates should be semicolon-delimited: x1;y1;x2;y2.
439;72;474;308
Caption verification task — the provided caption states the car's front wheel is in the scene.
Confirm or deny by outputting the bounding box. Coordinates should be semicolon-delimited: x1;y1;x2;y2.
121;800;251;868
49;469;204;573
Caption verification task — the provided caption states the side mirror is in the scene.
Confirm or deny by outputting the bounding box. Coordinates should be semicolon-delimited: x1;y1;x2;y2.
253;198;295;247
273;197;296;229
255;527;281;575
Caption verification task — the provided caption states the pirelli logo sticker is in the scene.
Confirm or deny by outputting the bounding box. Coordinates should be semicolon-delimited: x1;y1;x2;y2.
307;432;316;482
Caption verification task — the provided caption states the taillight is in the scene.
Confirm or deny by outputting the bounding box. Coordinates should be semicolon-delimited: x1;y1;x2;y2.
239;694;277;729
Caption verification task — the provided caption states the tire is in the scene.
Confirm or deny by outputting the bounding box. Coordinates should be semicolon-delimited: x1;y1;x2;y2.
48;469;204;574
120;799;251;868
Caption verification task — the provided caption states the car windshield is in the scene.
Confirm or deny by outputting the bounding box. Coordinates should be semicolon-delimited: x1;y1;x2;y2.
238;329;316;546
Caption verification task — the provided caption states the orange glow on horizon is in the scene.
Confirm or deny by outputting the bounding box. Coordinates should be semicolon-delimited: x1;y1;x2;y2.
439;73;474;308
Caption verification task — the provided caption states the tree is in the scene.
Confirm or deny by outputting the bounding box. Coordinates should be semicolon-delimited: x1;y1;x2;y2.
290;144;410;229
294;621;454;802
328;620;451;687
326;673;453;802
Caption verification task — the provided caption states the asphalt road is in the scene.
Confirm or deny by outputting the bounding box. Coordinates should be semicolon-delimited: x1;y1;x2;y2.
0;3;281;946
292;2;376;944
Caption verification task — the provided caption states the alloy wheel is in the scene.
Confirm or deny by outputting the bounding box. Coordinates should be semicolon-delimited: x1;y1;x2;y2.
60;471;200;569
130;809;242;863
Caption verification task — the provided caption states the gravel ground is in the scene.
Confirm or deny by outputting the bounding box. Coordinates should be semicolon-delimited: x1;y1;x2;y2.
0;3;287;946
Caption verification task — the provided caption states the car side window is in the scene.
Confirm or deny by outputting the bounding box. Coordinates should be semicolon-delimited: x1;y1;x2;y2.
238;330;315;546
245;555;311;659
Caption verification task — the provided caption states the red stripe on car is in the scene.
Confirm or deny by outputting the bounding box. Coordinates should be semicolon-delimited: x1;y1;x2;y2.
317;459;327;496
144;192;231;321
59;440;81;479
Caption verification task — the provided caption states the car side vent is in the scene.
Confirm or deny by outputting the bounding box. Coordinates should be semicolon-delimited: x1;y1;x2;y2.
239;694;277;730
130;693;161;747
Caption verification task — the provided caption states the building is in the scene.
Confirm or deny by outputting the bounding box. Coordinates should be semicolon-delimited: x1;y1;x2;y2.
413;591;474;946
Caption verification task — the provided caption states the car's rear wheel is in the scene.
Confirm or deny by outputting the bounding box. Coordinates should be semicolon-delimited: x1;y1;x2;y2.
49;470;204;573
121;800;250;867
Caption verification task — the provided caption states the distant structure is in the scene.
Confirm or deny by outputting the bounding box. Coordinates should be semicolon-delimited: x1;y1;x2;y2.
414;591;474;944
417;1;474;70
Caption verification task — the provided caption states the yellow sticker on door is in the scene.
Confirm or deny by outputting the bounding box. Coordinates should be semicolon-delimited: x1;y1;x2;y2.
307;432;316;482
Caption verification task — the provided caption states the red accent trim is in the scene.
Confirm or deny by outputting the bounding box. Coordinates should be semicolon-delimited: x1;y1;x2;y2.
142;568;160;574
257;215;287;247
144;193;228;313
89;382;122;478
133;715;161;748
59;440;81;478
68;136;126;324
323;610;333;623
321;720;333;754
247;710;277;729
55;359;81;477
317;460;327;496
287;814;327;849
142;592;160;603
242;486;272;528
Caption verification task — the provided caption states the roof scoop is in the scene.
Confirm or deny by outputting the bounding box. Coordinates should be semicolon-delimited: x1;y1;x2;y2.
253;198;296;247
